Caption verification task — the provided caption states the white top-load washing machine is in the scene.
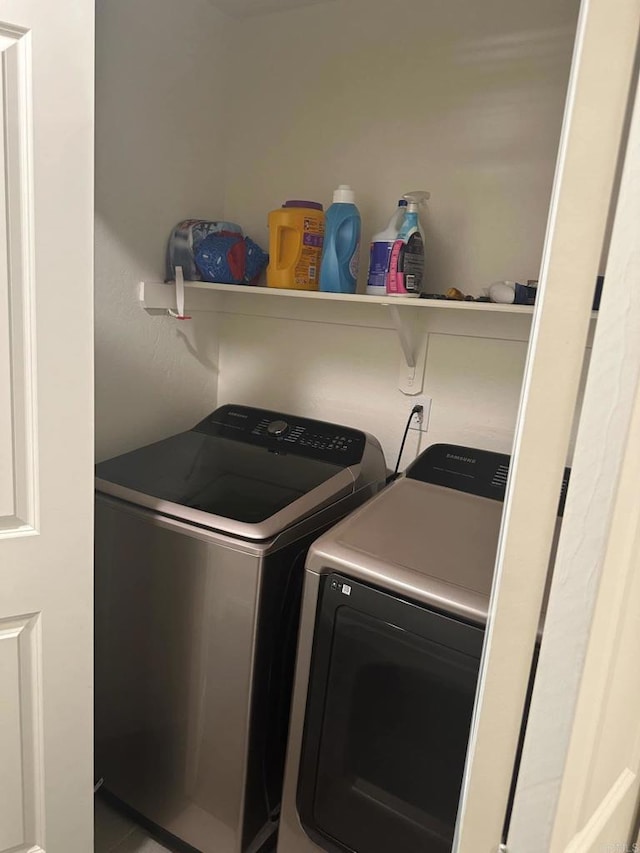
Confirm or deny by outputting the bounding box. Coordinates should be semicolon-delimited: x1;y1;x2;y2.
278;443;569;853
94;404;386;853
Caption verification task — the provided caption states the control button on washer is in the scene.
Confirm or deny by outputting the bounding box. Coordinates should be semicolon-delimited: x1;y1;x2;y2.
267;419;289;436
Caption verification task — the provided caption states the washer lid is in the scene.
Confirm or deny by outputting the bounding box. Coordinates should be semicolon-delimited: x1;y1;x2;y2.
94;405;369;540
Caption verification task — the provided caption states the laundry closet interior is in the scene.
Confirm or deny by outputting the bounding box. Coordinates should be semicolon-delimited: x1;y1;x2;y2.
94;0;592;851
95;0;587;467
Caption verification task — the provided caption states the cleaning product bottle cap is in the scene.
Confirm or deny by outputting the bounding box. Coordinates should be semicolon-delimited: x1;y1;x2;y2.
403;190;431;211
398;199;408;206
333;184;356;204
283;200;323;211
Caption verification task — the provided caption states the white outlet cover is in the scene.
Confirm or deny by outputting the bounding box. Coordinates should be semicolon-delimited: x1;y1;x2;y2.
408;395;432;432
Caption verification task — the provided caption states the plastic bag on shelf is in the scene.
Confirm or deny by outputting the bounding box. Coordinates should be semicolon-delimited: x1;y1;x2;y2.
195;234;268;285
166;219;243;281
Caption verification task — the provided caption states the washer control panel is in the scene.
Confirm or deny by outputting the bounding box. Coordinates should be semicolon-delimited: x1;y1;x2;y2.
195;405;367;466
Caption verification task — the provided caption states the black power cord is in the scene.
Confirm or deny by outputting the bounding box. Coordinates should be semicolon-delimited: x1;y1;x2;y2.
393;404;424;476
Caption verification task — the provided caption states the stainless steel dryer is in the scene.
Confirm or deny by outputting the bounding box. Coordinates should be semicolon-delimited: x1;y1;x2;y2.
94;404;386;853
278;444;569;853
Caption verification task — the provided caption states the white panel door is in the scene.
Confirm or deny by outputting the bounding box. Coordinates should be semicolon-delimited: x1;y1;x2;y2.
506;54;640;853
0;1;94;852
454;0;640;848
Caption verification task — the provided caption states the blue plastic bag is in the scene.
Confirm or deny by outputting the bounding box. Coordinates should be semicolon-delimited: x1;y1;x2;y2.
195;234;268;285
166;219;243;281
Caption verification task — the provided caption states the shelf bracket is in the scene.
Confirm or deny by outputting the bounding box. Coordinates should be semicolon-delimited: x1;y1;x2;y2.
386;304;428;395
167;267;192;320
388;304;416;369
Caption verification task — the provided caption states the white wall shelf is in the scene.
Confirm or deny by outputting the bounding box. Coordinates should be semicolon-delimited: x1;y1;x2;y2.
139;279;596;394
139;279;536;314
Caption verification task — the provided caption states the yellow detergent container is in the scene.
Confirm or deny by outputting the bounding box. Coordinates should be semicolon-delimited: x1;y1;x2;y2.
267;200;325;289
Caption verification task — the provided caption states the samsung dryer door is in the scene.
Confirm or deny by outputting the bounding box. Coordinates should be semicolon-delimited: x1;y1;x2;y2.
297;574;484;853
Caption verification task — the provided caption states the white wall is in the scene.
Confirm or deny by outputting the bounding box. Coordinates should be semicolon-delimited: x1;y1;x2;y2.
223;0;579;295
216;308;531;467
95;0;230;460
95;0;581;469
214;0;579;467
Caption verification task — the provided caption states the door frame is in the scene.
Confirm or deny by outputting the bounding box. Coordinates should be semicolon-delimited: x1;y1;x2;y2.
507;43;640;852
454;0;640;849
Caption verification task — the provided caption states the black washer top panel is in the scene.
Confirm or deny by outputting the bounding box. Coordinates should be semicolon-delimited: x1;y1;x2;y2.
194;404;367;467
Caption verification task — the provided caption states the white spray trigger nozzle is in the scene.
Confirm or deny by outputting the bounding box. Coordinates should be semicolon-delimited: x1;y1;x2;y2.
403;191;431;209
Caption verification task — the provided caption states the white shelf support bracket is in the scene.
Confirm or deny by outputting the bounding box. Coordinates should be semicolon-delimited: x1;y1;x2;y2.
388;304;415;369
167;267;192;320
387;304;428;395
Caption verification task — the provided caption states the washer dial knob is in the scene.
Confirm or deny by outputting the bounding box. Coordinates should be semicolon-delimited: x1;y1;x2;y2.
267;419;289;436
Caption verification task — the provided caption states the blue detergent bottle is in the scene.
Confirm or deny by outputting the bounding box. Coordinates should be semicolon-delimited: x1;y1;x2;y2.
319;184;361;293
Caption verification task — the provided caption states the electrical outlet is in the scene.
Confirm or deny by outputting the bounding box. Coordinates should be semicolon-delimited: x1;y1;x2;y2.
408;395;432;432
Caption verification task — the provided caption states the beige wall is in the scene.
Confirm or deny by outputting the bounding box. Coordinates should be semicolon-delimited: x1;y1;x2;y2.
216;313;531;467
96;0;581;468
95;0;229;459
215;0;579;466
224;0;579;295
